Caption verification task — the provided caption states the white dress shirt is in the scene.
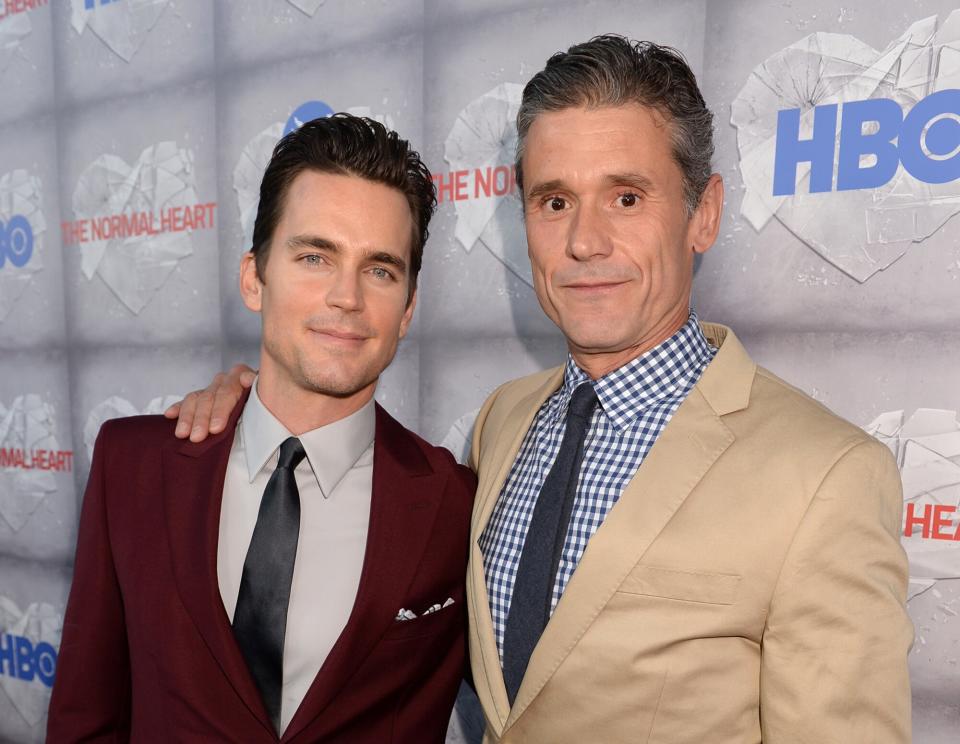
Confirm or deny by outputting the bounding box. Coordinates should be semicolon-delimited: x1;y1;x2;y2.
217;381;374;733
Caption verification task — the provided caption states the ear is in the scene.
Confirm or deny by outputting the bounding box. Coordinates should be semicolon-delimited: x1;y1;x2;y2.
398;287;417;339
687;174;724;255
239;251;263;313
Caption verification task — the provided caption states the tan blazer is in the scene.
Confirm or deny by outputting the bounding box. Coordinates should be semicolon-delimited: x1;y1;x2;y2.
467;323;912;744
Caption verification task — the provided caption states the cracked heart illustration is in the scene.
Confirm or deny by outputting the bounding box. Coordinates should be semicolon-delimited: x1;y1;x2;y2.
444;82;530;287
732;11;960;282
69;0;168;62
83;394;181;462
72;141;197;314
233;106;393;253
287;0;326;16
0;6;32;77
0;170;45;323
0;596;61;727
0;395;58;534
865;408;960;601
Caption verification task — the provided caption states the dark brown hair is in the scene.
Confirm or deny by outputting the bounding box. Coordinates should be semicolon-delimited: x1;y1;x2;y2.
251;113;436;296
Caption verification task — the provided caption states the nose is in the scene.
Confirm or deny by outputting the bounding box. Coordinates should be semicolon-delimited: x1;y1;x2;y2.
325;269;364;312
566;202;613;261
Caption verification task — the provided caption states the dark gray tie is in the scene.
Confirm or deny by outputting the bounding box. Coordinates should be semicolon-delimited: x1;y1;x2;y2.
502;382;598;705
232;436;305;733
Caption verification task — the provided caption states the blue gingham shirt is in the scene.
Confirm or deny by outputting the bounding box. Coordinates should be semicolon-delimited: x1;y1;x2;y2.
479;313;716;661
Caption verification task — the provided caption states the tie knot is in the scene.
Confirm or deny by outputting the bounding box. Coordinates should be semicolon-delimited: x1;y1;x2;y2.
277;437;307;470
567;383;598;420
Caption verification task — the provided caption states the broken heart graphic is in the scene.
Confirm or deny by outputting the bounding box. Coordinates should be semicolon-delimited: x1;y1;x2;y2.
732;11;960;282
0;395;58;534
0;170;45;323
83;394;181;462
444;83;530;287
287;0;326;16
440;408;480;466
0;596;61;727
72;141;196;314
233;107;393;253
865;408;960;601
0;7;31;77
69;0;168;63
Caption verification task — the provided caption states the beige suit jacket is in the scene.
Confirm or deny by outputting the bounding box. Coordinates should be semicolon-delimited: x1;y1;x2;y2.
467;323;912;744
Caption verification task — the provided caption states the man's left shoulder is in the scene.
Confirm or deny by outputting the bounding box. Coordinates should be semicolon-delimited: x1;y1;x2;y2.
702;322;872;458
734;365;889;477
377;406;477;498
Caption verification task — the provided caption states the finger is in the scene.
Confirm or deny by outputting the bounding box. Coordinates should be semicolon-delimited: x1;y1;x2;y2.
239;367;257;387
209;382;241;434
189;389;217;443
174;392;199;439
163;402;182;419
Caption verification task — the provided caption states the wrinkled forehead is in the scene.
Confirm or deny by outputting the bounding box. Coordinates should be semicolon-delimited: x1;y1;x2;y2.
520;105;676;178
517;103;673;175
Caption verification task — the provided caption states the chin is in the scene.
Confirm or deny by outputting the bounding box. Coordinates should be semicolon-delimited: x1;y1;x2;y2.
294;360;376;399
563;324;629;354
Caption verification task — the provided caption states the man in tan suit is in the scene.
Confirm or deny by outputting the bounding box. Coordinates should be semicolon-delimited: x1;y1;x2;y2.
172;36;912;744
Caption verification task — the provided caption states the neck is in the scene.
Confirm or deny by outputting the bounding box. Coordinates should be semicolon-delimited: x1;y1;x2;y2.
570;307;690;380
255;365;375;436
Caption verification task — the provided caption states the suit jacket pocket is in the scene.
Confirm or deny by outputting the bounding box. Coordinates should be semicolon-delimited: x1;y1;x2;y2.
616;565;741;605
381;604;461;641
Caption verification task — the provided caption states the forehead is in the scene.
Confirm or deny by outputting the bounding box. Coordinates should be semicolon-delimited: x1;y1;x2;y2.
282;170;409;221
279;170;414;251
522;104;677;184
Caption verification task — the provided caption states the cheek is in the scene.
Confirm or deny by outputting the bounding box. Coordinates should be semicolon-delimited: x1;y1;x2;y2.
526;221;558;263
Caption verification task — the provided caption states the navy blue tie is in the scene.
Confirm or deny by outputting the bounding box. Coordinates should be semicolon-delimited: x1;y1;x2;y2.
502;382;598;705
233;436;305;733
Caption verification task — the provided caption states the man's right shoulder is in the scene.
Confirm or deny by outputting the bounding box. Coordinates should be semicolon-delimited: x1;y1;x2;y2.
95;414;181;456
481;367;562;416
470;367;562;468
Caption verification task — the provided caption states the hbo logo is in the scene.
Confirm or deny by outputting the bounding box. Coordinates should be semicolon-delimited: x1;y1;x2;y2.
773;88;960;195
0;215;34;270
0;632;57;688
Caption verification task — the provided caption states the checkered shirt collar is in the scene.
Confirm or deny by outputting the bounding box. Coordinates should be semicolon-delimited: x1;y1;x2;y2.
553;312;715;433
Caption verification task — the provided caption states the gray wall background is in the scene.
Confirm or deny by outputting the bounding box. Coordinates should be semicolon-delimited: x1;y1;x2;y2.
0;1;957;741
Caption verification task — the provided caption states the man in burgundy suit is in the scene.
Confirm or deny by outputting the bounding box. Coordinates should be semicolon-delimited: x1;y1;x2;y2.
48;115;475;743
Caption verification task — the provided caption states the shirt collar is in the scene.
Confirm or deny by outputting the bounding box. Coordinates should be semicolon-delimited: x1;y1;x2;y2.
240;379;376;498
552;312;715;433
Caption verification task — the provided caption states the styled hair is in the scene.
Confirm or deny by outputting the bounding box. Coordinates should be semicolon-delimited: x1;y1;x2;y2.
251;113;436;296
516;35;714;215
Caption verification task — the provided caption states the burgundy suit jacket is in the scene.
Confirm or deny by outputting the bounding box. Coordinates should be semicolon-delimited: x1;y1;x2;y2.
48;396;476;743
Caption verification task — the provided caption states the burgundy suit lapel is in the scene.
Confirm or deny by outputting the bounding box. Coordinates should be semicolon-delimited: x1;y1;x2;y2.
161;390;275;737
282;404;446;742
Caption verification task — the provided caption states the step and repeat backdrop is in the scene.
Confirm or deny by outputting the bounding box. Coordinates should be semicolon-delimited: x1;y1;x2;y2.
1;0;958;741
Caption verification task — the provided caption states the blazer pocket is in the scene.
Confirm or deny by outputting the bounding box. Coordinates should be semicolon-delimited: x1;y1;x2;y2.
382;605;459;641
616;565;741;606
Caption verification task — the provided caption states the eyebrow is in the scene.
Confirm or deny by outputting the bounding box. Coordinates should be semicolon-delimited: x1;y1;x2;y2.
286;234;408;273
524;172;656;203
605;172;655;191
524;179;565;204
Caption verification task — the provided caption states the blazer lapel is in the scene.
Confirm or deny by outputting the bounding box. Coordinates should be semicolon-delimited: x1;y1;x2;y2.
502;323;756;733
282;404;446;742
503;387;736;730
468;368;564;735
161;390;274;735
473;367;565;537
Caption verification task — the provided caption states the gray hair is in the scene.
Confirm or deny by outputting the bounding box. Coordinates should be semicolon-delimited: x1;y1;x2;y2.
516;35;715;216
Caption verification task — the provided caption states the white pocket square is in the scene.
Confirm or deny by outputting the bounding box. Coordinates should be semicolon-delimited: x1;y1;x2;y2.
394;597;454;622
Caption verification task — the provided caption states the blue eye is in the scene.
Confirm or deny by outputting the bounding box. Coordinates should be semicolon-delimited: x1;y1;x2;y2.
370;267;394;280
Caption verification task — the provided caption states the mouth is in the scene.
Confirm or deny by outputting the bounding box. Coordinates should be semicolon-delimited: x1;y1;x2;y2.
562;280;629;293
308;329;370;344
